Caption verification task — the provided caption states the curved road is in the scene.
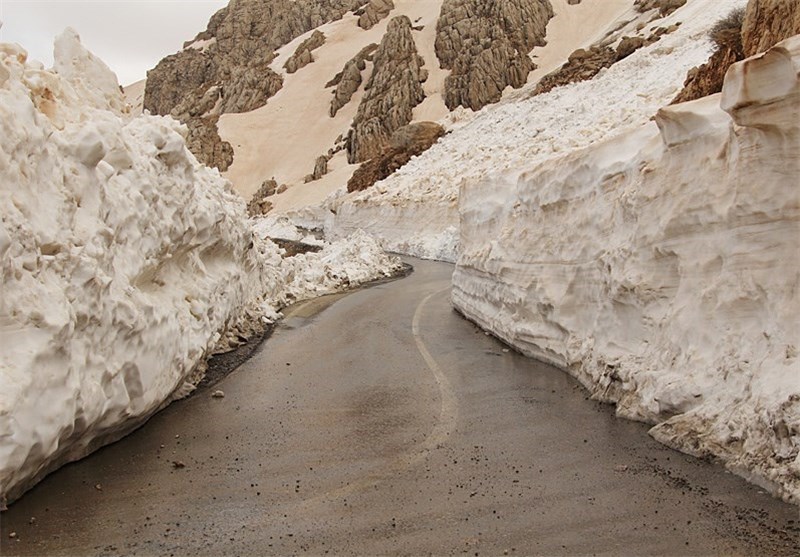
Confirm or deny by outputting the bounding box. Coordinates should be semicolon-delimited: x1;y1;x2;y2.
2;259;798;555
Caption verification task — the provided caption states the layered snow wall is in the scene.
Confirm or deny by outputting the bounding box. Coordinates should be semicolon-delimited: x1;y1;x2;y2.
452;37;800;503
0;31;401;505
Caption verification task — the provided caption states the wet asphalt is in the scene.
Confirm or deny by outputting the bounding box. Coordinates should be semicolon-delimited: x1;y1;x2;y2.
1;258;798;556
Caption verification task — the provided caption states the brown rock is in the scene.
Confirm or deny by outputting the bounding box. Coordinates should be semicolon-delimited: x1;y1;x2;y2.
185;115;234;172
311;155;329;181
615;36;646;61
327;43;378;116
346;16;427;163
633;0;687;16
347;122;444;192
247;179;279;216
284;30;326;74
742;0;800;57
144;0;370;168
435;0;554;111
358;0;395;30
671;43;741;104
534;45;616;95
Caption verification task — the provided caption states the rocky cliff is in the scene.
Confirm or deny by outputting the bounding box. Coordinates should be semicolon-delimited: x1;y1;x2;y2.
743;0;800;56
435;0;554;110
346;16;427;163
143;0;369;169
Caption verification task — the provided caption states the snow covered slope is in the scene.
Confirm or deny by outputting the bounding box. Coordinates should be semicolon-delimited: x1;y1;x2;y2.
0;31;400;505
452;36;800;503
325;0;747;262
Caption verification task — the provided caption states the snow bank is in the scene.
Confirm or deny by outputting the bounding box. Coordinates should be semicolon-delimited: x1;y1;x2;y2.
0;31;400;506
327;0;748;261
251;214;323;246
452;36;800;503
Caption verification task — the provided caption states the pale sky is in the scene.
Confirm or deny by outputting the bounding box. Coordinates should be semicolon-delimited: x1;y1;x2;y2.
0;0;227;85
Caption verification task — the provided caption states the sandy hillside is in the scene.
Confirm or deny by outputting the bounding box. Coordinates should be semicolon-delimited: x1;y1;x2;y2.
220;0;635;207
219;0;447;200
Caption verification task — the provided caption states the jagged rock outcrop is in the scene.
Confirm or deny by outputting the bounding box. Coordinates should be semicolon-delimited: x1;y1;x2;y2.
357;0;395;30
346;16;427;163
534;28;671;96
347;122;444;192
435;0;554;111
634;0;687;16
672;27;742;103
284;31;326;74
673;0;800;104
327;43;378;117
185;115;235;171
312;155;329;181
144;0;369;169
247;179;279;216
535;46;616;95
742;0;800;57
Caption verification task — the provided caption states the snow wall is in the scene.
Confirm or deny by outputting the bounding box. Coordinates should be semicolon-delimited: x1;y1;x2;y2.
0;31;401;506
325;0;749;264
452;37;800;503
0;30;280;506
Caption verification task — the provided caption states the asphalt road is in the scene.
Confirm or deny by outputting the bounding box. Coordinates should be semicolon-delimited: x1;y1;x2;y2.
1;258;798;556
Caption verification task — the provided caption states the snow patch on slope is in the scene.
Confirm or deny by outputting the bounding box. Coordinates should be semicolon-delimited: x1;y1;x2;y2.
327;0;748;261
452;36;800;503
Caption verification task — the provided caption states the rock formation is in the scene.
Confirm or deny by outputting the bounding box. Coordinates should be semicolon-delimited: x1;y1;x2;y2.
634;0;686;16
327;43;378;117
673;0;800;104
534;28;672;96
347;122;445;192
742;0;800;56
143;0;369;169
247;179;279;216
434;0;554;111
534;46;616;95
346;16;427;163
312;155;330;181
284;30;326;74
185;116;235;172
356;0;395;30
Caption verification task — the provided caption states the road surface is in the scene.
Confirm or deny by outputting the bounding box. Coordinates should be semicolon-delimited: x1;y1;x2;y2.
1;258;798;555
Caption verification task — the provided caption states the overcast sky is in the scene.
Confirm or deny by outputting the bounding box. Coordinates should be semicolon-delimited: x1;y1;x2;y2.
0;0;227;85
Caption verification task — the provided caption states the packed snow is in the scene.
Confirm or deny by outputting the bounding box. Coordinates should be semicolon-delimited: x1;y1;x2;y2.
453;36;800;503
326;0;749;261
0;31;401;505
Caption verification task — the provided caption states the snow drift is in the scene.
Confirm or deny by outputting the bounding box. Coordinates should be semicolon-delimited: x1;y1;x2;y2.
452;36;800;503
0;31;401;505
325;0;749;261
